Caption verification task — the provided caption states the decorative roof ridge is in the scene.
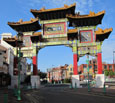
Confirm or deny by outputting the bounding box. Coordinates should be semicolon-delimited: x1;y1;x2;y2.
95;27;113;35
13;35;18;40
67;29;78;33
66;10;105;18
8;18;39;25
89;10;105;16
32;32;41;36
30;3;76;13
3;37;17;41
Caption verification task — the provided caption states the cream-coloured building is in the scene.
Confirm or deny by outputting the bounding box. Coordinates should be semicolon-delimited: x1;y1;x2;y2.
0;46;8;74
66;64;73;79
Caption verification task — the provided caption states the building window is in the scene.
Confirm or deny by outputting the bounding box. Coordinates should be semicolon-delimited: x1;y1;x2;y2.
95;65;97;69
94;65;97;69
109;65;112;69
83;65;87;68
66;68;69;71
93;61;96;64
104;65;107;69
70;68;73;71
89;66;92;69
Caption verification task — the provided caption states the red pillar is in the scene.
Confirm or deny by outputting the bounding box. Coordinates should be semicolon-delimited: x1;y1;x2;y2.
73;53;78;75
97;53;102;74
33;56;38;75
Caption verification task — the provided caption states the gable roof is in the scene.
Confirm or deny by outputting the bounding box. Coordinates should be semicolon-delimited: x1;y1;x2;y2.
8;18;41;32
30;3;76;20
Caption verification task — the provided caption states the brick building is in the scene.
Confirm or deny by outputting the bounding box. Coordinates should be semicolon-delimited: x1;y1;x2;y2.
47;59;115;82
78;59;115;79
47;64;68;83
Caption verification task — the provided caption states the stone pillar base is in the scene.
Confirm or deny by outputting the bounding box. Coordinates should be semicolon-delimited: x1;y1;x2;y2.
95;74;105;88
31;76;40;89
8;76;18;89
72;75;81;88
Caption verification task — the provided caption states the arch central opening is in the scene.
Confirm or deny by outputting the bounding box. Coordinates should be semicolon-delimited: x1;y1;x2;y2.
38;45;73;72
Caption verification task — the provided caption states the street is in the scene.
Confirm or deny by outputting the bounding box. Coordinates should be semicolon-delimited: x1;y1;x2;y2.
16;85;115;103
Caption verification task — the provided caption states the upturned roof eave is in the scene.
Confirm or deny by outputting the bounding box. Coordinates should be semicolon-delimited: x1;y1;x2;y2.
7;18;39;26
30;3;76;14
66;10;105;19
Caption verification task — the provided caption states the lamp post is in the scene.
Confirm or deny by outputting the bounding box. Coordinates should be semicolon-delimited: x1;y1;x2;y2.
17;32;23;101
93;62;96;79
86;47;90;92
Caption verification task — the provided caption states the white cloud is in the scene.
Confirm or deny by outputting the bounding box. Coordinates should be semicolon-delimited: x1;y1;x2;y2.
88;0;93;7
17;0;101;14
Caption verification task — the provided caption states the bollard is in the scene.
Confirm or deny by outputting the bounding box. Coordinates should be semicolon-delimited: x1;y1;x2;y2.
4;94;8;103
75;83;77;90
14;88;17;97
103;83;106;94
88;81;90;92
17;90;21;101
70;83;73;89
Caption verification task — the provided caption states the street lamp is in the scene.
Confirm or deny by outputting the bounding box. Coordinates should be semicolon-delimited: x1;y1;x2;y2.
93;61;96;79
86;47;90;92
17;32;23;101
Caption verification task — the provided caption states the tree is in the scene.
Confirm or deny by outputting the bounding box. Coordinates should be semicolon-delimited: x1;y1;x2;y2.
104;70;115;77
38;72;47;79
109;70;114;77
64;78;71;83
104;70;109;76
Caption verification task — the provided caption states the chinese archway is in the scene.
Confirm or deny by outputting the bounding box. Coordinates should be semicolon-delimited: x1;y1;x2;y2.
4;3;112;88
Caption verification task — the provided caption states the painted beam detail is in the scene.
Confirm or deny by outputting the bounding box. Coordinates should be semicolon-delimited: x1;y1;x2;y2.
33;41;73;47
78;42;100;47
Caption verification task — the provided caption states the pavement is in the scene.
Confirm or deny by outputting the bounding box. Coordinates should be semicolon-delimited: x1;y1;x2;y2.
0;85;115;103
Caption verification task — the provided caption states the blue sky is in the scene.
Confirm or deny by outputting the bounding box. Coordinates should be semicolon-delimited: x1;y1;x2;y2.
0;0;115;72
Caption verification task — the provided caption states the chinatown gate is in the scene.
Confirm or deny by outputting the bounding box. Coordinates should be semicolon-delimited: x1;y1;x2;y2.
4;3;112;88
